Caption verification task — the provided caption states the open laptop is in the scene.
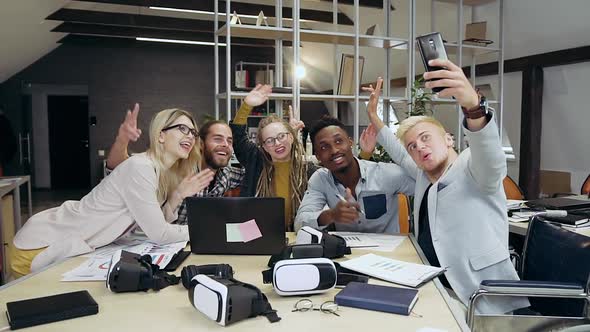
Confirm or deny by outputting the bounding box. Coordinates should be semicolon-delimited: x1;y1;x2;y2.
186;197;286;255
526;195;590;210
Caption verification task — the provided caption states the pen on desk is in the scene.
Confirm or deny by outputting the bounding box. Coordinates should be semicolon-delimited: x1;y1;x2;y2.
335;193;365;216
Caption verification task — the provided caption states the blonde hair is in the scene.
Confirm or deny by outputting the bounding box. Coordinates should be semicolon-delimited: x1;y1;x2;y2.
147;108;201;203
396;115;447;145
256;115;308;230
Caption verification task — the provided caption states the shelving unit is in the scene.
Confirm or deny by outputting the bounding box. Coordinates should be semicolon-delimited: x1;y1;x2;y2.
214;0;410;145
425;0;505;151
213;0;504;150
233;61;275;119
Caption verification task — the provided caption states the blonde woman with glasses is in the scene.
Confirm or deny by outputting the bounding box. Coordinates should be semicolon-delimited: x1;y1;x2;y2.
230;84;314;231
11;108;214;277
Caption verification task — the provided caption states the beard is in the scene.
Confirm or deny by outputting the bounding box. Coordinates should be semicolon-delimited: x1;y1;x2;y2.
204;148;229;169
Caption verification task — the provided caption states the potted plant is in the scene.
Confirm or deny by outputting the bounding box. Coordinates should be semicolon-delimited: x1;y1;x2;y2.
408;77;434;117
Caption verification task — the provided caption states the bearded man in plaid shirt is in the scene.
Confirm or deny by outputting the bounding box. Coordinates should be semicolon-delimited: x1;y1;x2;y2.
105;104;244;225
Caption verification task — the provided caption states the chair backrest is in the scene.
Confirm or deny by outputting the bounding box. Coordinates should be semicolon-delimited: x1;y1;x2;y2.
224;187;241;197
581;174;590;195
398;193;410;234
503;175;524;200
522;216;590;317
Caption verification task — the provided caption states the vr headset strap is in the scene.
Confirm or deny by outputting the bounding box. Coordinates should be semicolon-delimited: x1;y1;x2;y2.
333;262;369;287
321;233;351;258
261;269;273;284
236;280;281;323
138;255;180;290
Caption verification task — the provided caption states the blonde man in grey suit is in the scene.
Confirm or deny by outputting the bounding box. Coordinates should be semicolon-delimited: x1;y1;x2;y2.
363;58;529;315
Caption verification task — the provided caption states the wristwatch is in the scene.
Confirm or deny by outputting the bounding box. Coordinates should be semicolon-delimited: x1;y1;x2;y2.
462;95;489;119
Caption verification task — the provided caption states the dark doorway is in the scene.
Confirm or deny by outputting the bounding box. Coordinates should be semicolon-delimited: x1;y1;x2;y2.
47;95;90;189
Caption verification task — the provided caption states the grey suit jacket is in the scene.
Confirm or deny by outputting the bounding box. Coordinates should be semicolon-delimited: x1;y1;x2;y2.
377;114;529;315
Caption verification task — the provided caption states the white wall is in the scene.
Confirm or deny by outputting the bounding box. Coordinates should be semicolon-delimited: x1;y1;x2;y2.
475;0;590;191
298;0;590;192
541;63;590;192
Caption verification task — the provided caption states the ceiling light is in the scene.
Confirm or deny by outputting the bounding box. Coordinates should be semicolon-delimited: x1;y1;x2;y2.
149;6;259;19
149;6;310;22
295;65;306;79
136;37;226;46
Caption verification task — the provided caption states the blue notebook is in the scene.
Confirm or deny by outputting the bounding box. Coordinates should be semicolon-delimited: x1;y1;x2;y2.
334;282;419;316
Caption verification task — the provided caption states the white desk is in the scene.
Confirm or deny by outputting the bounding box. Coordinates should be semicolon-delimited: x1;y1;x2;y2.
0;235;468;331
509;221;590;237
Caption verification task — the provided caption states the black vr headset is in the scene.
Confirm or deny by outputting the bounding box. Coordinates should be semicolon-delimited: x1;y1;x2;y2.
295;226;351;258
188;274;281;326
266;227;350;268
106;250;180;293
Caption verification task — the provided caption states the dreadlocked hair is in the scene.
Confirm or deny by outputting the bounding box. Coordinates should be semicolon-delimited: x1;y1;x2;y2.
255;115;308;230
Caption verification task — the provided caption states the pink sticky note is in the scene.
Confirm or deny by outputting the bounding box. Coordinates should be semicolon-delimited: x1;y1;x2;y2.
238;219;263;243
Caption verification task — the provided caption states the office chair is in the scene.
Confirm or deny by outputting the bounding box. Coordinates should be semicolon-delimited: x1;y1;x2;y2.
503;175;524;200
398;193;411;234
467;216;590;331
581;174;590;196
223;188;241;197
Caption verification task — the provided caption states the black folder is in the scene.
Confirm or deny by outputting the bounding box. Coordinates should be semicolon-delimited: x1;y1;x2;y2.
6;290;99;330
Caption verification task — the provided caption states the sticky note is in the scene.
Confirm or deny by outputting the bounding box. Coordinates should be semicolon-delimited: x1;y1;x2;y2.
238;219;263;242
226;223;243;242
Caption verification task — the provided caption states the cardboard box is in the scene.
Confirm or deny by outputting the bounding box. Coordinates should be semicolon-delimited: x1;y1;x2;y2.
465;21;487;40
540;170;572;197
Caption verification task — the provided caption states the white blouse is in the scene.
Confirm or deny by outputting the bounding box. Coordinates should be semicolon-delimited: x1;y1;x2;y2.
14;153;188;271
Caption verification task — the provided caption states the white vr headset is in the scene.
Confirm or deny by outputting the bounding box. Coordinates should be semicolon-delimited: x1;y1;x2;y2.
189;274;280;326
262;257;337;296
296;226;324;244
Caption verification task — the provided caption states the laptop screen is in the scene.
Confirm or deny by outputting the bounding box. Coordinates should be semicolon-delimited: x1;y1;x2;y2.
186;197;286;255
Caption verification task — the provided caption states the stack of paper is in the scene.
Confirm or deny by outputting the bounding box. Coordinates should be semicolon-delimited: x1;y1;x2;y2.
330;232;379;248
507;199;526;209
340;253;445;288
330;232;406;252
61;239;187;282
508;210;538;223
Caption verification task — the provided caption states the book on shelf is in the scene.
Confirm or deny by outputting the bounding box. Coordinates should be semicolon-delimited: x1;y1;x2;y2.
255;69;274;86
335;282;419;316
337;54;365;95
463;38;494;47
339;253;445;288
235;70;249;88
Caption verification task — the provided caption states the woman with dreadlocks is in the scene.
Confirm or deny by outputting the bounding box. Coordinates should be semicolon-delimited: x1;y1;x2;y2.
230;84;314;232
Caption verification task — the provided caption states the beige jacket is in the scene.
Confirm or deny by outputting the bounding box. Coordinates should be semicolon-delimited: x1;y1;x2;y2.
14;153;188;271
